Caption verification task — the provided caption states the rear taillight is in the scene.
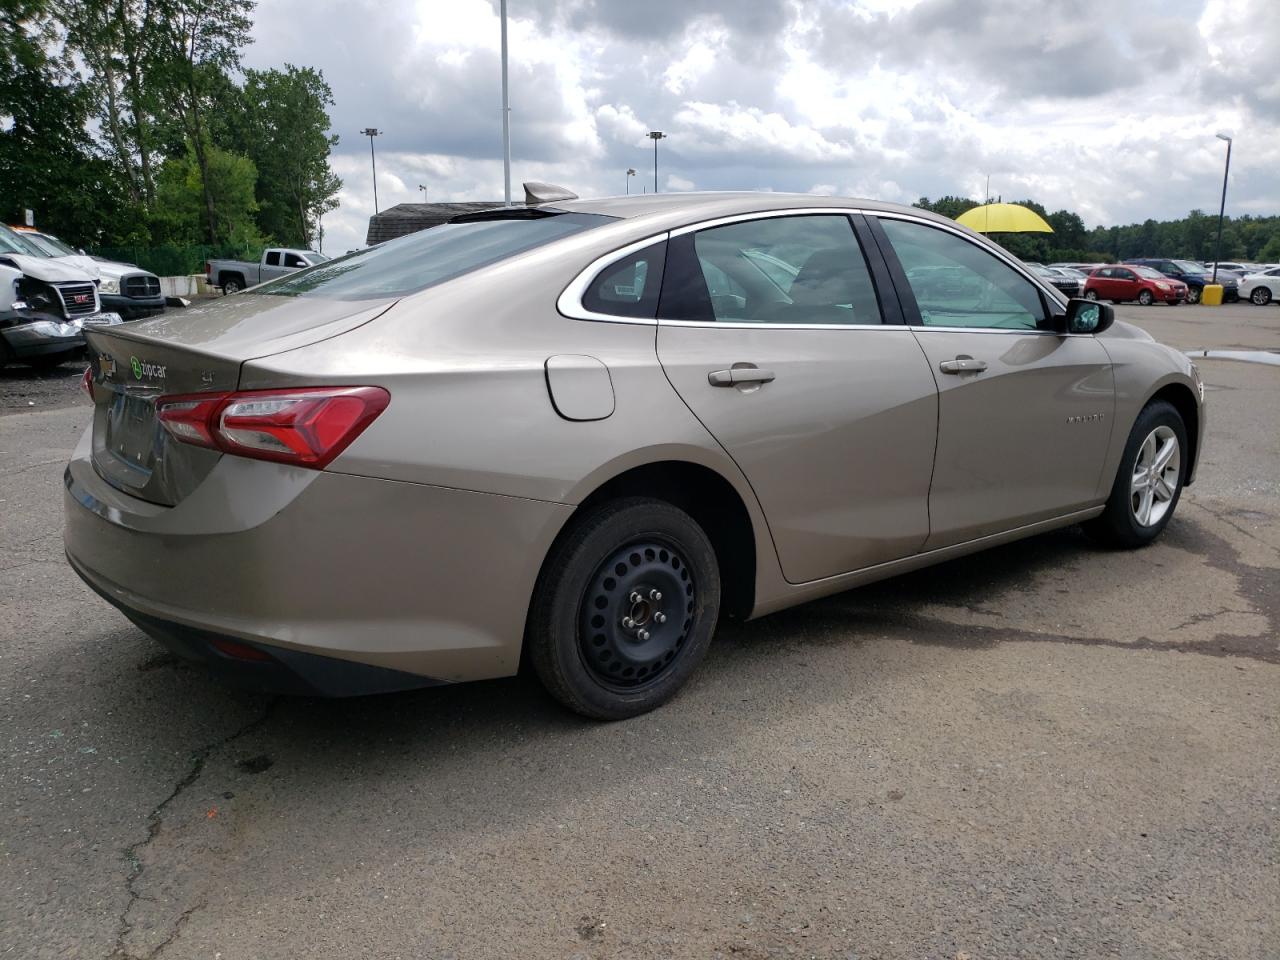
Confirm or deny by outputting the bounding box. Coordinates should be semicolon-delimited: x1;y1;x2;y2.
81;365;93;400
156;386;389;469
204;260;211;280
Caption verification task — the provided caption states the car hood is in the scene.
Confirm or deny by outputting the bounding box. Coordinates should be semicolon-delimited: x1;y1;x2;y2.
0;252;97;283
60;257;150;280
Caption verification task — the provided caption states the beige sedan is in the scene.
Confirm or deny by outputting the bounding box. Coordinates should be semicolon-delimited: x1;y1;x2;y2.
64;190;1204;718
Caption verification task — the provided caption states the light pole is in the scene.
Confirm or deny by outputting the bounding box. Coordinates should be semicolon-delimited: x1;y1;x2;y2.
626;168;636;194
1212;132;1232;284
648;131;666;193
500;0;512;206
418;184;429;201
361;128;382;214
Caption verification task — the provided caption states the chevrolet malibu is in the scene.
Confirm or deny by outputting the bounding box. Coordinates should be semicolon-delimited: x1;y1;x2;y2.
65;190;1205;719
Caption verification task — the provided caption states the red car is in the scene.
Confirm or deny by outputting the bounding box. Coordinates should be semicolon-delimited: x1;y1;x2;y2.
1084;265;1187;305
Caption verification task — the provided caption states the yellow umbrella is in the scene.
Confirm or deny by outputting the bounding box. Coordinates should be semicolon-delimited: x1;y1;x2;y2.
955;203;1053;234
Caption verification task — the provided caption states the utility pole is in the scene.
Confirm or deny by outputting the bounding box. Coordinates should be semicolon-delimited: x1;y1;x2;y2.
648;131;666;193
1212;132;1233;284
418;184;429;201
361;128;382;214
500;0;512;205
626;168;636;194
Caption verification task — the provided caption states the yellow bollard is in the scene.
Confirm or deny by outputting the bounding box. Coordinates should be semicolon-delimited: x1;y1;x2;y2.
1201;284;1224;306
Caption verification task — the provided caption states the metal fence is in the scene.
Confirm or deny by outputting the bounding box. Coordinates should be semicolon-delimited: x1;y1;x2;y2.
87;244;264;278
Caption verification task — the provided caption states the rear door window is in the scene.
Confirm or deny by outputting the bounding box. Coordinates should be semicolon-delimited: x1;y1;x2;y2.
659;215;883;325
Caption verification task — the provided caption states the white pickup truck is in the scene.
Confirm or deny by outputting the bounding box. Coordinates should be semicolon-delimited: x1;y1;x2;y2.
205;248;329;294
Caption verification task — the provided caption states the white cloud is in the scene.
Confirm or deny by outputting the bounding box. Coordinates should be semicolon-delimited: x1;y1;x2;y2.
248;0;1279;252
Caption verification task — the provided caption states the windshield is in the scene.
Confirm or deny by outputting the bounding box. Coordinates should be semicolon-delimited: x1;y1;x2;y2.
24;232;77;256
1172;260;1208;275
0;223;44;256
258;212;612;299
1133;266;1167;280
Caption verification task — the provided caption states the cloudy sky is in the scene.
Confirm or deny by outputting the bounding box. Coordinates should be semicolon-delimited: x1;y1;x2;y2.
243;0;1280;254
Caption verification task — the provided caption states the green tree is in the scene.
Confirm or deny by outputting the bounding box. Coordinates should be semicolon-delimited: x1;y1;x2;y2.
0;0;136;243
149;0;255;243
153;142;262;247
241;65;342;247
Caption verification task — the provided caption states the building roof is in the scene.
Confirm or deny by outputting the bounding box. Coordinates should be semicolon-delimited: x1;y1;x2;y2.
365;202;506;245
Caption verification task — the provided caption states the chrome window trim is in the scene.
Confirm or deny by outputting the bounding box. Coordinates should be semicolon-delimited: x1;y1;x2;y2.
558;205;1078;332
665;206;874;239
657;318;908;331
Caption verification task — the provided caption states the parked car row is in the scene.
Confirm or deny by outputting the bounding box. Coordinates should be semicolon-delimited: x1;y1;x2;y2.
1042;257;1280;307
0;224;122;368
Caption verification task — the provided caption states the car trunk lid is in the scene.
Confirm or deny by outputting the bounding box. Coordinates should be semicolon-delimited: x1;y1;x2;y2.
85;294;396;506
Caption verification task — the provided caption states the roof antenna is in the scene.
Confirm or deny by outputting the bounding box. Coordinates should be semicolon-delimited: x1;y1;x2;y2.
523;181;578;205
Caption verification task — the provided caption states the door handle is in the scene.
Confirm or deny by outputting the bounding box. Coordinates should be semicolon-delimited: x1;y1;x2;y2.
708;367;776;387
938;357;988;374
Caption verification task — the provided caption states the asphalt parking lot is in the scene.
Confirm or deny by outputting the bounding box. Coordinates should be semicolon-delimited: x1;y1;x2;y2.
2;303;1277;959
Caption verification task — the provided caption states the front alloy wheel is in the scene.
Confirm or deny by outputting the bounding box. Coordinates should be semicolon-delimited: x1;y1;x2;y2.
1130;425;1180;527
1083;400;1187;549
1137;289;1154;306
1084;289;1099;301
1251;286;1272;306
1186;286;1201;304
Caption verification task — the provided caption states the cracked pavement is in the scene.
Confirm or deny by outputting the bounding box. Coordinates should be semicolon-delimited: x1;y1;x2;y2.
1;303;1277;959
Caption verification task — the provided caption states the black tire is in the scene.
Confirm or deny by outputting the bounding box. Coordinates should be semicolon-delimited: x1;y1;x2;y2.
528;497;721;720
1251;286;1272;306
221;274;244;294
1083;289;1099;301
1083;400;1188;549
1186;286;1201;304
0;337;13;369
1137;289;1154;306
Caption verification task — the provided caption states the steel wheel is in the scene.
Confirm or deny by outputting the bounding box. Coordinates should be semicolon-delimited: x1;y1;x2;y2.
578;539;696;690
1130;425;1180;528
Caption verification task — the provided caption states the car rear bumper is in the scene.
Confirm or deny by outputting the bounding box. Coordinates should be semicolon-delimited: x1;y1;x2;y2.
63;428;574;693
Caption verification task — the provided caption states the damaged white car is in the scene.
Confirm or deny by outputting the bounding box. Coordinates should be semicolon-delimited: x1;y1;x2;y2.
0;224;120;369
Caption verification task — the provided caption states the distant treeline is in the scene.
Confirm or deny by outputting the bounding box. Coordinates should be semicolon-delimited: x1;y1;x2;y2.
914;196;1280;264
1;0;340;253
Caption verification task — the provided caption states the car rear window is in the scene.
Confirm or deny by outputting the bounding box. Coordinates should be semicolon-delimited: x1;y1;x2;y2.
258;212;612;300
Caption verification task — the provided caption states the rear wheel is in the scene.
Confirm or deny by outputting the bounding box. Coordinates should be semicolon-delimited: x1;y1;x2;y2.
1083;400;1187;549
221;275;244;295
1137;289;1154;305
528;497;721;720
1251;286;1272;306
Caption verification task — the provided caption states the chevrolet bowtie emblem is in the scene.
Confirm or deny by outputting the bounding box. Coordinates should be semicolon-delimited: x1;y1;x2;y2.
100;355;116;377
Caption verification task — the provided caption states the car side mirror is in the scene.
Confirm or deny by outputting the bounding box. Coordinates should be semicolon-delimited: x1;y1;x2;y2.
1062;297;1113;335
